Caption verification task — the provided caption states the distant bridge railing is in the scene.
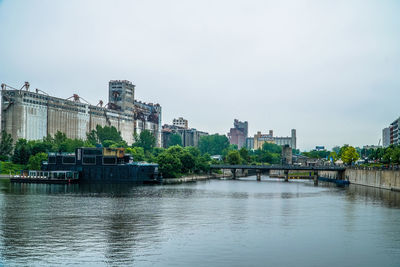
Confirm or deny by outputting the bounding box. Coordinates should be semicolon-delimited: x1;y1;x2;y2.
210;164;346;172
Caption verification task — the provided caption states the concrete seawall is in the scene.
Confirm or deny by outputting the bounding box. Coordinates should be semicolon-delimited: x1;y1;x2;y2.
162;174;216;184
319;169;400;191
345;168;400;191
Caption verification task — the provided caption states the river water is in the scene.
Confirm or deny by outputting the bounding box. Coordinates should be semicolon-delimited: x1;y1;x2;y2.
1;177;400;267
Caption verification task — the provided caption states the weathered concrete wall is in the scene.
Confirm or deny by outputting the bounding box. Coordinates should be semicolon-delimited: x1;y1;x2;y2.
345;168;400;191
319;170;340;179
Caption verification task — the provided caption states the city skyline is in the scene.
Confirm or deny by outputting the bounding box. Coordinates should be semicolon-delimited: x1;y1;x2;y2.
1;0;399;150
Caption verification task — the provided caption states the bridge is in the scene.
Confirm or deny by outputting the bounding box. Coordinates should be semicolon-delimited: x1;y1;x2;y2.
210;164;346;185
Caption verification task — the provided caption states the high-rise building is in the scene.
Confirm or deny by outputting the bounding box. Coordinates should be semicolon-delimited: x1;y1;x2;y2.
228;119;248;149
382;127;391;147
383;117;400;146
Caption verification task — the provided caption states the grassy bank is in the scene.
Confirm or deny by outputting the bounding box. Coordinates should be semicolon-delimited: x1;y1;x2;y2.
0;161;25;175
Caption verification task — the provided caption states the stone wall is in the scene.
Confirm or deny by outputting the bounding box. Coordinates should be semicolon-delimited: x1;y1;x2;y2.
345;168;400;191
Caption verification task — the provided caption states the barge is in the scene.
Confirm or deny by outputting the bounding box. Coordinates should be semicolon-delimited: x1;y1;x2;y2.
11;147;162;184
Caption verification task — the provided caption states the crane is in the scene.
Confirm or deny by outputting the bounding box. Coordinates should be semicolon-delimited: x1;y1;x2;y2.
1;81;30;91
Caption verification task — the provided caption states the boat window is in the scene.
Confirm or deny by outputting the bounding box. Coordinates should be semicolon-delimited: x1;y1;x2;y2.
103;157;117;165
48;156;56;164
62;156;76;164
83;149;102;156
83;156;96;165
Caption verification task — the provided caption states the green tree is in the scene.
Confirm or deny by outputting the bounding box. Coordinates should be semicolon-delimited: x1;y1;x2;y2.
156;152;182;178
134;130;156;153
329;151;338;162
86;130;98;146
262;143;282;154
195;153;211;173
126;147;145;162
27;152;48;170
54;131;67;149
88;125;123;146
0;131;13;160
391;146;400;165
338;144;349;159
382;147;394;164
168;133;182;147
226;150;241;165
12;139;31;165
239;147;250;164
198;134;230;155
185;146;201;158
29;140;52;155
341;146;359;165
180;151;196;173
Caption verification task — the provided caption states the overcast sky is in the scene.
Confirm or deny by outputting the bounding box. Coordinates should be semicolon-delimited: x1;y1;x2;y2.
0;0;399;150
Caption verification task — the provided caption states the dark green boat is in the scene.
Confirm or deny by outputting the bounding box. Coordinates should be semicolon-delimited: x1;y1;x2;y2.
41;147;162;184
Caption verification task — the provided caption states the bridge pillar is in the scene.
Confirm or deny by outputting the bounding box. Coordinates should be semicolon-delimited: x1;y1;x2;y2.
256;170;261;181
314;171;319;186
284;170;289;182
232;169;236;179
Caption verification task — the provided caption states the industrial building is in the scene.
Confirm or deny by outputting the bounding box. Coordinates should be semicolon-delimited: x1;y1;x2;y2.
228;119;248;149
253;129;296;149
172;117;188;129
1;80;162;146
162;122;208;148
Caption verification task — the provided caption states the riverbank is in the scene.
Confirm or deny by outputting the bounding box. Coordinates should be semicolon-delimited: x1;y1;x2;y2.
162;174;221;184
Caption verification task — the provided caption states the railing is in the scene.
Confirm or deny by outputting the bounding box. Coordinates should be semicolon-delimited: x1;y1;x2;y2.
210;164;346;171
15;170;79;180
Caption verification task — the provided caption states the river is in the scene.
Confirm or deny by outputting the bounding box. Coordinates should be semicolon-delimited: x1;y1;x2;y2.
1;177;400;266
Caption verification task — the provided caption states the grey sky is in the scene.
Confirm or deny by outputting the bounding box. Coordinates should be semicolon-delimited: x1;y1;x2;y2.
0;0;399;150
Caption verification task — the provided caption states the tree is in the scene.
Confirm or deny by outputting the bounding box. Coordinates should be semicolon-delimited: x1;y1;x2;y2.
226;150;241;165
198;134;230;155
27;152;48;170
126;147;145;162
54;131;67;149
262;143;282;154
168;133;182;147
391;146;400;165
134;130;156;153
29;140;52;155
12;139;31;165
0;131;13;159
341;146;359;165
185;146;201;158
329;151;338;162
180;151;196;173
338;144;349;159
87;125;123;146
156;152;182;178
239;147;250;164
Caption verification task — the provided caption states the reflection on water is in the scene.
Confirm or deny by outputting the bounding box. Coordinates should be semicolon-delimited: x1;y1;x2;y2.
1;178;400;266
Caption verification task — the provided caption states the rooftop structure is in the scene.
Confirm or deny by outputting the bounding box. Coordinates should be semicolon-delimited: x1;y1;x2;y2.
173;117;188;129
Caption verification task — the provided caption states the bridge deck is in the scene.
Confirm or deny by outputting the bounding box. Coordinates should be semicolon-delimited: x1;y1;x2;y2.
210;164;346;171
